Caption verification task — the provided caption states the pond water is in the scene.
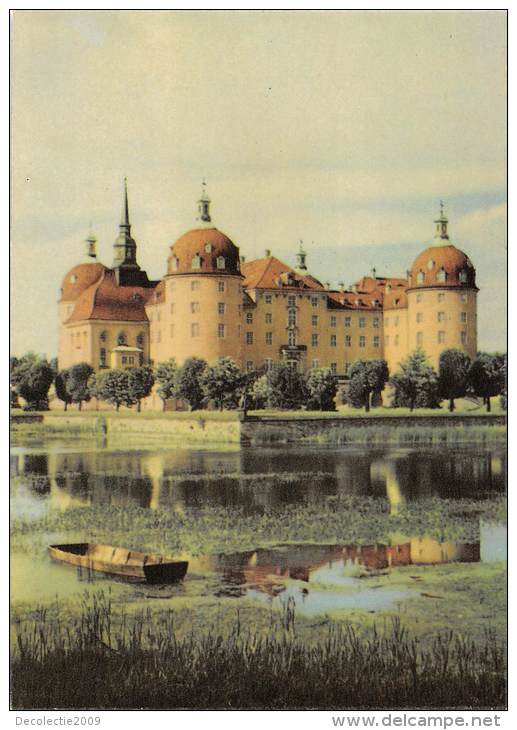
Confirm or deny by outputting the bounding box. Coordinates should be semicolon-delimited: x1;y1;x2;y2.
10;437;506;614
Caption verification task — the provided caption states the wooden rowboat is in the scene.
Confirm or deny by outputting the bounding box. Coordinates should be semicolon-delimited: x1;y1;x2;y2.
48;543;188;584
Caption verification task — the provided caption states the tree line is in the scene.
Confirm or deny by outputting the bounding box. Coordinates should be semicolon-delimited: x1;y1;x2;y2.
10;347;506;414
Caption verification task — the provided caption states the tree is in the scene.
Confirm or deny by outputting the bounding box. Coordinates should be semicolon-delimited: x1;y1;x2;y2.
54;369;72;411
174;357;207;410
11;353;54;410
467;353;505;413
95;369;134;411
250;373;273;409
390;350;440;411
201;357;243;410
155;359;178;408
346;360;389;412
500;355;507;411
67;363;94;411
305;367;337;411
127;366;155;412
265;364;308;410
438;349;471;412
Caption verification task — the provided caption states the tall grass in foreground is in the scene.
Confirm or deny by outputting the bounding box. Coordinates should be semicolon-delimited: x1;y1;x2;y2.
11;592;505;710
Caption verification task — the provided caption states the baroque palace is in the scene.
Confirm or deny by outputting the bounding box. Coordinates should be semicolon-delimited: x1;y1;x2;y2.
58;182;478;384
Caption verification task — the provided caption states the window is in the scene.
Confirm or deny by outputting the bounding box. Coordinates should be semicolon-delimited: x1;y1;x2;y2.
459;270;468;283
427;259;435;270
373;317;379;328
312;315;318;327
191;301;200;313
311;297;318;307
191;280;200;291
266;332;273;345
136;332;145;347
218;281;225;292
99;348;107;367
170;324;174;338
216;256;225;270
288;295;296;306
359;336;366;348
416;294;423;304
330;316;336;327
265;358;273;371
416;332;423;347
265;294;272;304
385;335;390;346
218;323;225;338
394;316;399;327
344;316;351;327
246;361;254;371
330;363;337;374
288;330;297;346
436;268;447;283
345;335;351;347
170;256;179;271
246;312;253;324
373;336;380;348
191;323;200;337
461;293;468;303
246;331;253;345
438;331;445;344
205;243;212;253
437;311;446;322
461;331;467;345
359;317;366;328
191;255;201;270
416;312;423;323
288;308;297;326
394;334;399;346
122;356;127;364
312;333;318;347
416;271;425;284
385;317;390;327
438;293;445;302
100;331;108;343
117;332;127;346
265;312;272;324
460;312;467;323
218;302;225;315
312;359;319;369
330;334;337;347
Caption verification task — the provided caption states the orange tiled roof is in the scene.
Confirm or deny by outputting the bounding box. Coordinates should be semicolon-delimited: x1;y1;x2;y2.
60;262;109;302
66;270;152;323
409;244;476;289
241;256;324;291
167;227;242;276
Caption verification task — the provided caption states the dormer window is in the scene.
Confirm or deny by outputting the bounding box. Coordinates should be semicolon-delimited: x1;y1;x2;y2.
459;270;468;283
70;274;77;284
416;271;425;284
192;254;201;270
216;256;226;270
437;268;447;283
205;243;212;253
427;259;435;270
132;293;142;302
171;256;179;271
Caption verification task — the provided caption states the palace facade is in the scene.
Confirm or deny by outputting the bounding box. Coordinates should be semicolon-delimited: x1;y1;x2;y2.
58;183;478;384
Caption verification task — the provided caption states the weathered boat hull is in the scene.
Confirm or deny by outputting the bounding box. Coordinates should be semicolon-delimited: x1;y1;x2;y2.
48;543;188;584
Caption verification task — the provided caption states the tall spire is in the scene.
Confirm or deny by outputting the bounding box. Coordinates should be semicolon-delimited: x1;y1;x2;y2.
112;177;138;269
433;200;449;242
196;179;212;224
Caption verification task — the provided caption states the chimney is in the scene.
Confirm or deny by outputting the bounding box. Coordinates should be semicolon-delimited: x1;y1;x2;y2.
265;249;271;257
240;255;246;263
371;267;376;278
351;284;357;293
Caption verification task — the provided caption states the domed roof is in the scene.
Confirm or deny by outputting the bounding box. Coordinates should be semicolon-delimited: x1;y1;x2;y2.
167;227;242;276
409;244;476;289
60;262;108;302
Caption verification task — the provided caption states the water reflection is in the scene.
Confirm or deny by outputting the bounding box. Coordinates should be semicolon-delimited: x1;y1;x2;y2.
10;443;506;519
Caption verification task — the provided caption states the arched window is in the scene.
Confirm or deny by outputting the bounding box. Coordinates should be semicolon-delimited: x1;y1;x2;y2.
459;269;468;283
191;254;201;270
216;256;226;270
205;243;212;253
136;332;145;348
100;331;108;343
117;332;127;346
99;348;107;368
288;330;297;346
427;259;435;270
170;256;179;271
416;271;425;284
436;268;447;283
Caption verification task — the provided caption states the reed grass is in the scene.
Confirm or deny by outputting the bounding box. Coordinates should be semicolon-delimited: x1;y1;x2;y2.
10;591;505;709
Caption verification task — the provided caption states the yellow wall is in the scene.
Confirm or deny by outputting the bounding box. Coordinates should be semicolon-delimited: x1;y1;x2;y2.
59;320;149;372
383;308;408;375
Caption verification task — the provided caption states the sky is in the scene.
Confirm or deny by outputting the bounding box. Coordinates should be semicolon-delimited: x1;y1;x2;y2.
10;10;507;357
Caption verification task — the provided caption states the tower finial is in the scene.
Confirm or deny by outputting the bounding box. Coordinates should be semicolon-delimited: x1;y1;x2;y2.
197;180;212;224
434;200;449;241
85;223;97;259
295;239;308;271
